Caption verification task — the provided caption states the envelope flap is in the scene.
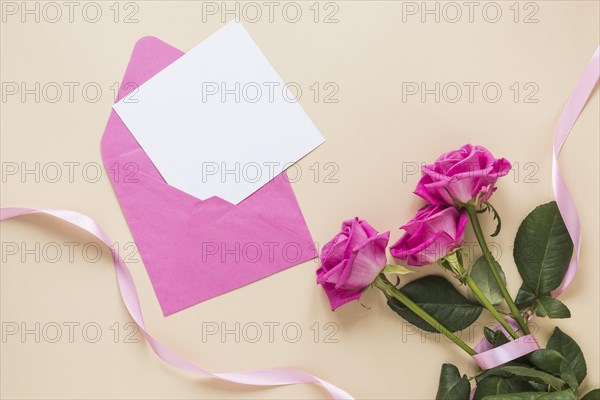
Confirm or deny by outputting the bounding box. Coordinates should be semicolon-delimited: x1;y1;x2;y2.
237;172;313;243
101;37;184;164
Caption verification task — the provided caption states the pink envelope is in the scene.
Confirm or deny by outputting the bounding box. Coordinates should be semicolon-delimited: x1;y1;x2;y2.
101;37;316;316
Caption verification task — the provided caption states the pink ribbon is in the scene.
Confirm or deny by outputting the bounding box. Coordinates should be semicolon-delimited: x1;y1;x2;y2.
0;207;353;400
471;46;600;370
472;335;540;370
551;46;600;296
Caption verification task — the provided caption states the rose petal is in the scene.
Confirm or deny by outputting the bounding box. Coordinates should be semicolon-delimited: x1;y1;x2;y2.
408;232;454;266
317;259;348;285
338;232;390;290
413;144;511;206
320;282;364;311
456;210;469;242
320;233;348;269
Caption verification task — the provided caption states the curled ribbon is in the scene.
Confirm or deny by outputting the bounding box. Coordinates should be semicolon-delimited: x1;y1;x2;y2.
0;207;353;400
471;46;600;370
551;45;600;296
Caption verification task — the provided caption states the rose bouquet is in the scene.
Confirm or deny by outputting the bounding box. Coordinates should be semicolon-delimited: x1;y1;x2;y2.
317;145;599;399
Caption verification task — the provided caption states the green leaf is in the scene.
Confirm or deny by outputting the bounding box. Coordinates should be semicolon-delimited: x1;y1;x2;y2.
534;296;571;319
559;361;579;390
497;366;565;390
515;284;538;311
529;349;578;389
484;326;496;343
482;390;576;400
381;264;414;276
490;330;510;348
541;390;576;399
582;389;600;400
387;275;483;333
476;363;524;383
514;202;573;295
474;376;534;400
470;256;506;305
435;363;471;400
483;394;542;400
546;328;587;385
527;382;549;391
529;349;566;374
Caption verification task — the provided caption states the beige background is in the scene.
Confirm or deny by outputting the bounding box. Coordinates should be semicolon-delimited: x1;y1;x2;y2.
1;1;599;398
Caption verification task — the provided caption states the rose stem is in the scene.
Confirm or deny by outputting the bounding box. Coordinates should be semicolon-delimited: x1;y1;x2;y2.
465;275;520;339
464;204;530;334
373;274;477;356
441;253;520;340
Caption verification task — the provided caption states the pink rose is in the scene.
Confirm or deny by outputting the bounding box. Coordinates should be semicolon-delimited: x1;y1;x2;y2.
390;205;468;266
414;144;511;206
317;218;390;311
